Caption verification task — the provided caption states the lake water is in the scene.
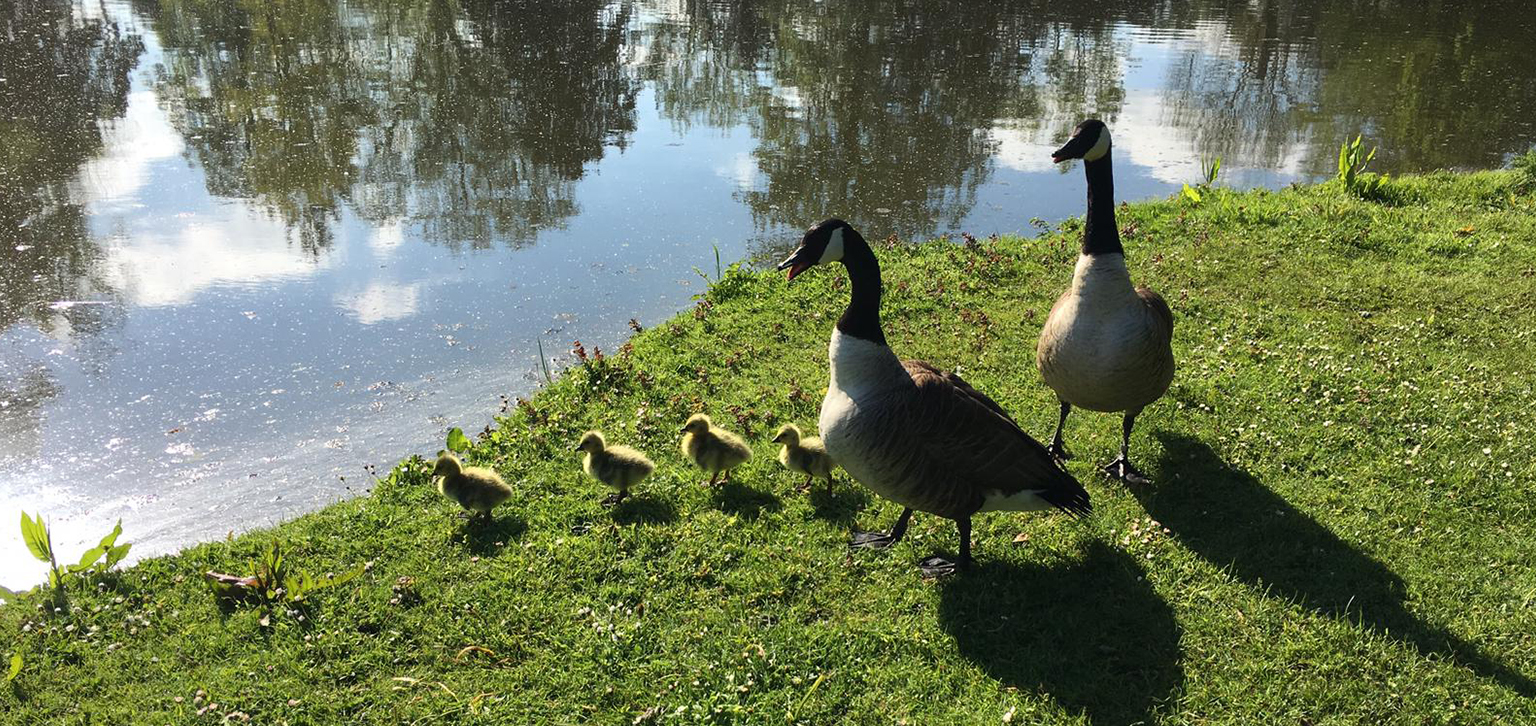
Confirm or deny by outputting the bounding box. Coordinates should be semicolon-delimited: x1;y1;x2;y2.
3;0;1534;588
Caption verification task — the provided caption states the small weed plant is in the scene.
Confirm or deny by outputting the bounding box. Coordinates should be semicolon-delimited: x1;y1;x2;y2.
15;514;131;605
205;542;362;627
1182;155;1222;203
1338;135;1392;200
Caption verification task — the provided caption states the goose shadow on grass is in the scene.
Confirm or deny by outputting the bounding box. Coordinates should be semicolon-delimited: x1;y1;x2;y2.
939;541;1183;726
1141;432;1536;697
611;494;679;526
807;479;870;525
458;512;528;556
711;481;782;519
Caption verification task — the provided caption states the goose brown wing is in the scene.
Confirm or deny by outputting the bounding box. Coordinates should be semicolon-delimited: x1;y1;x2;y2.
898;360;1091;518
1137;286;1174;341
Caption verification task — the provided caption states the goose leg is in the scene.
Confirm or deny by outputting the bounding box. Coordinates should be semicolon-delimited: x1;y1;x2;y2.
850;507;913;549
705;471;720;487
919;517;972;577
1047;401;1072;461
799;475;813;492
600;488;629;507
1102;410;1151;485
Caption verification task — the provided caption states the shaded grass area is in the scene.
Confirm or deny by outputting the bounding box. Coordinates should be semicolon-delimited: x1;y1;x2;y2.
4;170;1536;724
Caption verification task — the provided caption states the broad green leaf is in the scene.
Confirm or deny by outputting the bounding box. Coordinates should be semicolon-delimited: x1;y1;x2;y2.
445;427;470;453
1181;184;1202;203
97;520;123;550
104;544;132;570
6;653;20;682
314;564;364;590
20;513;51;563
76;545;107;570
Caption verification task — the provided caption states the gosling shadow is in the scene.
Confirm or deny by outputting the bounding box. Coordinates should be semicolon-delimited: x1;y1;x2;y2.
807;480;869;524
711;481;782;519
458;512;528;556
611;494;679;526
939;542;1183;726
1141;432;1535;697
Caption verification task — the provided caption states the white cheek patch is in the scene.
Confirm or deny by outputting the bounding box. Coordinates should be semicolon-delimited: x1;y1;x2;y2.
1083;129;1111;162
818;226;846;264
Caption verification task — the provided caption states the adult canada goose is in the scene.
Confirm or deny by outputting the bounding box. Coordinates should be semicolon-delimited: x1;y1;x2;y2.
778;219;1091;576
680;413;753;485
1037;119;1175;486
771;423;837;492
574;430;656;505
432;453;513;521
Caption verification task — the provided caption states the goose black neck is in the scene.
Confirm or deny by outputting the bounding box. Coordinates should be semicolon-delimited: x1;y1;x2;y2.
835;231;887;346
1082;150;1123;256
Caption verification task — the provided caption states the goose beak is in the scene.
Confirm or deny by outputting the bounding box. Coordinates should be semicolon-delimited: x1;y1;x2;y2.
572;444;583;452
1051;133;1091;164
777;247;815;281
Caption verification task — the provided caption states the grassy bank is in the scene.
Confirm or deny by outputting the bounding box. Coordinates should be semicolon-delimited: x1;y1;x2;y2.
4;168;1536;724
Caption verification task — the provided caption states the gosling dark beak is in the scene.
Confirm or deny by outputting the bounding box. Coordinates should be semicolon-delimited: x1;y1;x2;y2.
777;248;815;281
572;444;583;452
1052;133;1092;164
678;425;689;433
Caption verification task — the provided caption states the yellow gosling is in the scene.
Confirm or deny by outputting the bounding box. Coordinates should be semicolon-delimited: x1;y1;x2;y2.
432;453;512;521
574;430;656;505
679;413;752;486
771;423;836;492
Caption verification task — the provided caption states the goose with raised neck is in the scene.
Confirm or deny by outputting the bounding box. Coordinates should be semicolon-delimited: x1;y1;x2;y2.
1036;119;1175;485
779;219;1090;576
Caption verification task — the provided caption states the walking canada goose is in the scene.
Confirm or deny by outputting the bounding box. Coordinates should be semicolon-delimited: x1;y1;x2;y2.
1037;119;1175;486
771;423;837;492
680;413;753;485
574;430;656;505
778;219;1091;576
432;453;513;521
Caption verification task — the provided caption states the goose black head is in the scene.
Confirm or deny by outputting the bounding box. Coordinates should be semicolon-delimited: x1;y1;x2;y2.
777;218;853;281
1052;119;1111;164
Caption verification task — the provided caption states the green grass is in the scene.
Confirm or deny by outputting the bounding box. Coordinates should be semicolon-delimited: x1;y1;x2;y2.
4;169;1536;724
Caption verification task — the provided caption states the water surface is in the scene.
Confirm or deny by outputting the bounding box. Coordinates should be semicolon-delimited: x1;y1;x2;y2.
3;0;1534;587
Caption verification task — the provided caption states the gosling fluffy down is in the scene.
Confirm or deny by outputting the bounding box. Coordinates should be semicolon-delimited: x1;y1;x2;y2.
575;430;655;504
772;423;836;491
432;453;513;520
679;413;752;485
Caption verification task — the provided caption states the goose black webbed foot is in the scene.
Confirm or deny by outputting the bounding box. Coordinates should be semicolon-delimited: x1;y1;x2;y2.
1046;440;1072;462
850;530;901;549
918;554;968;578
849;507;914;550
600;491;629;507
1102;455;1151;485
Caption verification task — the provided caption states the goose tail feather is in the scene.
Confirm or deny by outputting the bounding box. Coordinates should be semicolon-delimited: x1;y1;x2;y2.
1038;470;1093;518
